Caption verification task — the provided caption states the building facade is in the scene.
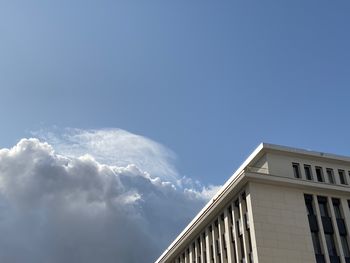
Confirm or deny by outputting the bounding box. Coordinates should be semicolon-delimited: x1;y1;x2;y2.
155;143;350;263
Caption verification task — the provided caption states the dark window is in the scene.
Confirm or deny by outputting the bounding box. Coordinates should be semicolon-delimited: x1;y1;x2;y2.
230;226;234;243
304;165;313;180
292;163;301;178
247;230;252;253
325;234;338;256
216;239;220;255
316;167;324;182
239;235;245;258
228;206;233;225
341;236;350;257
332;199;342;219
319;199;329;217
306;200;315;215
339;170;347;185
312;232;323;255
305;195;319;232
326;168;335;184
235;199;240;217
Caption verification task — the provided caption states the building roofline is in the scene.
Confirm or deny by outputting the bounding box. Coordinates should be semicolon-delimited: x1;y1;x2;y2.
155;142;350;262
154;143;264;263
261;143;350;163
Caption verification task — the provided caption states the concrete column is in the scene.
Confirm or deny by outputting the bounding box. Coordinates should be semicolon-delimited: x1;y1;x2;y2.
245;186;259;263
218;215;226;263
212;222;218;263
239;195;249;262
189;243;194;263
200;233;206;263
224;208;234;263
205;227;211;263
232;200;242;262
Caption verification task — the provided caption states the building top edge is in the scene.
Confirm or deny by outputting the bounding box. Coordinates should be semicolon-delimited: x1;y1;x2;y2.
261;142;350;163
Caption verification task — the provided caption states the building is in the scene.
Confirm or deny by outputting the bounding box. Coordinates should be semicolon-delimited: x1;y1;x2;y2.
155;143;350;263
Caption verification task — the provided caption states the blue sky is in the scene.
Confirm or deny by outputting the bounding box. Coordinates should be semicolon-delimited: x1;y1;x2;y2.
1;0;350;194
1;1;350;262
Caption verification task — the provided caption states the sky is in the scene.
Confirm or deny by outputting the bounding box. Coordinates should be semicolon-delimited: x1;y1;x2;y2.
0;1;350;262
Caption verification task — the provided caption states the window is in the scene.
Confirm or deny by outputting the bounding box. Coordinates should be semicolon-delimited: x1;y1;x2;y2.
292;163;301;178
239;235;245;258
306;200;315;215
228;206;233;225
304;165;313;180
332;199;342;219
316;167;324;182
235;199;240;217
326;168;335;184
311;232;323;255
341;236;350;257
325;234;338;256
318;199;329;217
339;169;347;185
216;239;220;255
230;227;234;243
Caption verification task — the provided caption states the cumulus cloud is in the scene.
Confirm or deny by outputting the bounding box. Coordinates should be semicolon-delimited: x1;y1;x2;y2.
0;129;220;263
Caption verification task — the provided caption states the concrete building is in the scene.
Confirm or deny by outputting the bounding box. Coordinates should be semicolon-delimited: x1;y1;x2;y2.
155;143;350;263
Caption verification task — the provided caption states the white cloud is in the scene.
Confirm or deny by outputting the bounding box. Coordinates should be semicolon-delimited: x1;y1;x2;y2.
34;128;178;181
0;130;221;263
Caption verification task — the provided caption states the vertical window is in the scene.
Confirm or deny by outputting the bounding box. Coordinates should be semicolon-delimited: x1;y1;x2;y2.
292;163;301;178
311;232;323;255
325;234;338;256
332;198;349;257
235;200;240;217
316;167;324;182
216;240;220;256
306;199;315;215
304;165;313;180
318;196;340;261
339;169;347;185
319;201;329;217
305;194;324;260
239;235;245;259
326;168;335;184
228;206;233;225
332;200;342;219
341;236;350;257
